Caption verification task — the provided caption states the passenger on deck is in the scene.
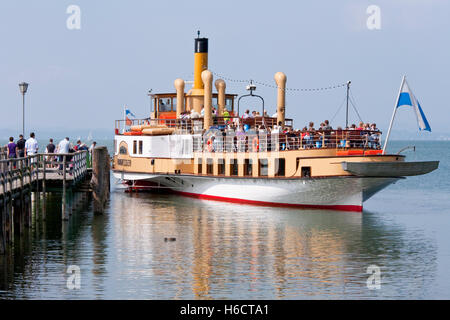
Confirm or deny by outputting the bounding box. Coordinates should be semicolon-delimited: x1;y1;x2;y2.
357;122;364;130
323;120;332;130
308;122;315;131
368;123;380;148
223;109;231;123
301;127;312;148
242;110;251;119
190;109;201;119
272;121;282;134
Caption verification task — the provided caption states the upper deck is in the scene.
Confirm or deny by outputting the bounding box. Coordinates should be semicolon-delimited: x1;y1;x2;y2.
115;117;382;155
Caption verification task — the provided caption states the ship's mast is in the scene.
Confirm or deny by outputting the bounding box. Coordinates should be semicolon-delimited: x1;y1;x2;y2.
345;80;351;129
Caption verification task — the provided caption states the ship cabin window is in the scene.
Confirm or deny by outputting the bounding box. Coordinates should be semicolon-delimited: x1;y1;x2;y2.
275;158;285;177
206;158;213;175
218;159;225;175
225;97;233;112
244;159;252;176
259;159;268;177
119;146;128;155
197;158;202;174
133;140;137;154
230;159;238;176
139;141;143;155
301;166;311;178
211;95;235;114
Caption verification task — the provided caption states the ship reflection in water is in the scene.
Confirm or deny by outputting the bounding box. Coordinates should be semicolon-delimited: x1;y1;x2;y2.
0;188;438;299
108;190;437;299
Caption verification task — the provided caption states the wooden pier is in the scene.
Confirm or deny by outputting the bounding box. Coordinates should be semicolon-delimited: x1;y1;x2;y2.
0;148;110;254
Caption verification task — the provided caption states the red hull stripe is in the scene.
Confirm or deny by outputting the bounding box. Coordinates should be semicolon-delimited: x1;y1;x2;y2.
172;190;363;212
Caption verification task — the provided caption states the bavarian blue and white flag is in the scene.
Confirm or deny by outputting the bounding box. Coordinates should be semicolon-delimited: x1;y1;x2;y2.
396;79;431;131
124;106;136;126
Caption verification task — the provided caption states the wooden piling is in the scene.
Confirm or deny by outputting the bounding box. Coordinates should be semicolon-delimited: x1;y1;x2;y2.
91;147;110;214
42;155;46;220
62;156;68;221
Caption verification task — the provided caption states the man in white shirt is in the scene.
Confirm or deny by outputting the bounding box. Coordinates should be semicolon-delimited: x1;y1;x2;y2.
57;137;71;154
24;132;38;155
25;132;39;164
57;137;71;172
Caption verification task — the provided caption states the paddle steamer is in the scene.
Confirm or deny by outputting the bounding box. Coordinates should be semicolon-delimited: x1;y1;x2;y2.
112;36;438;212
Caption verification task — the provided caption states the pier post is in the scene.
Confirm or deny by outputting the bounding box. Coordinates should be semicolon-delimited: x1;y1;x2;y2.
35;155;40;220
91;147;110;214
62;156;68;221
0;198;5;254
42;157;46;220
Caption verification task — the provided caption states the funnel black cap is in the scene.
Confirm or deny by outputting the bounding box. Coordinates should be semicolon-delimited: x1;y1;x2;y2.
195;38;208;53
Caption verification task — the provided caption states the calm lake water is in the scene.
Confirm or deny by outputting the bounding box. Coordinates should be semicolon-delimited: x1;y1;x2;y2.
0;140;449;299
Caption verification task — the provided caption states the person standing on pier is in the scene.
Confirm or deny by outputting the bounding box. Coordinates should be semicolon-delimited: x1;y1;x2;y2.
16;134;26;158
7;137;17;159
57;137;71;173
45;138;56;168
25;132;39;163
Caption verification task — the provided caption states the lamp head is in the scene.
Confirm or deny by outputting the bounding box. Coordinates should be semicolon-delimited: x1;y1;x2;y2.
19;82;29;95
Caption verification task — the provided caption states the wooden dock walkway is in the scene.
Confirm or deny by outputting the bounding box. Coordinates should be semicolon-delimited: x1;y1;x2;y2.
0;149;104;254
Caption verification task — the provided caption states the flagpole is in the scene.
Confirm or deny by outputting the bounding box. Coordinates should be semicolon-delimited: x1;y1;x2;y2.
122;105;126;134
382;75;406;154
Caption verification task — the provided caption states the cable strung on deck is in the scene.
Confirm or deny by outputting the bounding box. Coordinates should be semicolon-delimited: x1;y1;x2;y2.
210;70;347;92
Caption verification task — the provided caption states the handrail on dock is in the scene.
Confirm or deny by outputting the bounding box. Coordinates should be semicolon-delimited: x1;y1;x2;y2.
0;150;89;196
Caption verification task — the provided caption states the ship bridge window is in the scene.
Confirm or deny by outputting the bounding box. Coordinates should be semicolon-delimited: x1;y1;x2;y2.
225;98;233;112
133;140;137;154
159;98;172;112
139;141;143;154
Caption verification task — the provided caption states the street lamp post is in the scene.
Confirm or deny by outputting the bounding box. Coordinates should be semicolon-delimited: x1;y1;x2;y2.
19;82;29;135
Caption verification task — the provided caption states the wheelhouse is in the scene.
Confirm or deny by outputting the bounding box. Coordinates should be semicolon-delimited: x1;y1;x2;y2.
150;92;238;120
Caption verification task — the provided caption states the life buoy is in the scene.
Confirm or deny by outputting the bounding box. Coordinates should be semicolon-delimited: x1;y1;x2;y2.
207;138;214;152
252;137;259;152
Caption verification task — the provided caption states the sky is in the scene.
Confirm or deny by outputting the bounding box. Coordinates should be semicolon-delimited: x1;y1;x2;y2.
0;0;449;139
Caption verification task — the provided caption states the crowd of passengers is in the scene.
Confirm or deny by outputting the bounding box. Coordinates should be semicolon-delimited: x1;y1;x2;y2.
176;106;381;151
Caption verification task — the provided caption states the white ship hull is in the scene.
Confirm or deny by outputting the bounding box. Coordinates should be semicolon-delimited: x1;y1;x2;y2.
113;172;400;212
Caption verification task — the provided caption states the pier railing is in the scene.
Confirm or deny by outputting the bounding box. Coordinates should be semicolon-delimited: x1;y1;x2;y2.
0;150;89;196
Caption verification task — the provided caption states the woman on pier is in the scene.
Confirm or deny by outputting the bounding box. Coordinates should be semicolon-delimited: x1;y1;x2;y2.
7;137;17;159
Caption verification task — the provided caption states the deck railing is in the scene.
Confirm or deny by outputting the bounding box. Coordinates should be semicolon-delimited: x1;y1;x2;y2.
115;116;294;135
193;129;381;153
